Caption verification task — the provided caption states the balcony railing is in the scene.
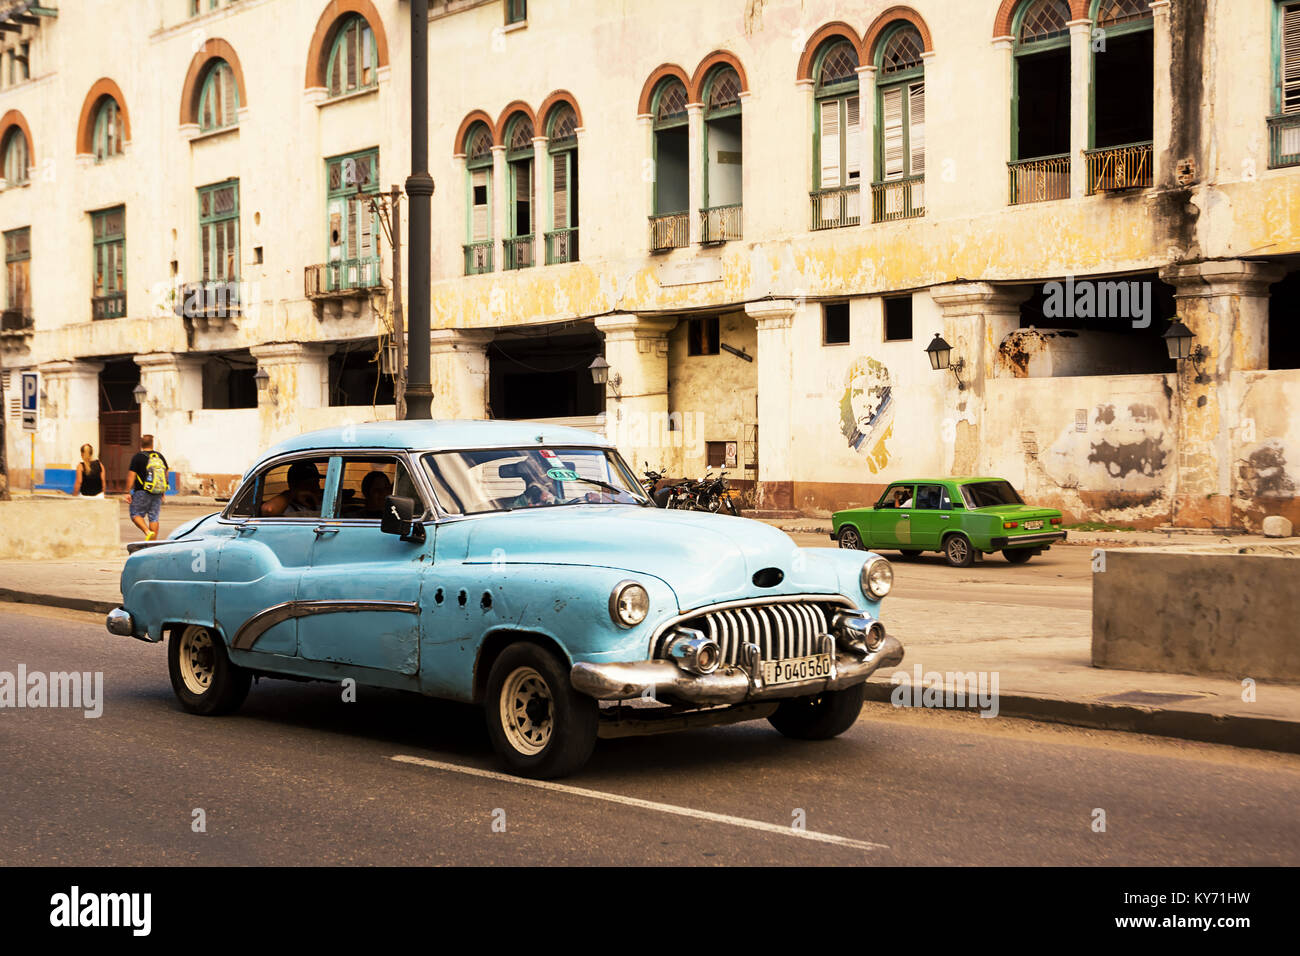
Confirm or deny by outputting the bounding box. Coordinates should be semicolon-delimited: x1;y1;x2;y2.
305;257;383;296
174;280;240;318
545;228;579;264
92;293;126;320
1268;113;1300;169
464;241;493;275
503;235;535;270
1085;142;1153;194
649;212;689;252
699;204;742;244
1;307;32;331
1009;154;1070;205
810;185;860;230
871;176;925;222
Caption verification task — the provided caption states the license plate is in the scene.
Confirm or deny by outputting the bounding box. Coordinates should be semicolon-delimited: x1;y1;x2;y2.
762;654;832;686
1024;520;1044;530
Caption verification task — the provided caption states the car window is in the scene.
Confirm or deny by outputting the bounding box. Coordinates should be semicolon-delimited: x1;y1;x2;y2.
328;456;424;520
961;480;1025;508
878;484;914;509
227;456;330;519
913;484;946;510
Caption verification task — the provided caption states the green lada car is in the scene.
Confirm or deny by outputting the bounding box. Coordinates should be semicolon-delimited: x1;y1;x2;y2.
831;478;1065;567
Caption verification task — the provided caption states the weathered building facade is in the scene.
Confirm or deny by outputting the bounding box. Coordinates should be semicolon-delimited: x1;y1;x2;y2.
1;0;1298;529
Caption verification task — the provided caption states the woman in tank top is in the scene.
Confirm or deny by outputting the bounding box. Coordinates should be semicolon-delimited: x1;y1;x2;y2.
74;443;105;498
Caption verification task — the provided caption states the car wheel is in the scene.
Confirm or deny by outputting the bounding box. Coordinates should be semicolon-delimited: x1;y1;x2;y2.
767;683;865;740
485;643;598;779
943;534;974;568
837;526;865;550
167;624;251;716
1003;548;1034;564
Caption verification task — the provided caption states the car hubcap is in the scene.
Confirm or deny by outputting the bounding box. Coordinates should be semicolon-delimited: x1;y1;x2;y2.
949;539;967;562
840;529;862;550
500;666;553;756
180;627;216;696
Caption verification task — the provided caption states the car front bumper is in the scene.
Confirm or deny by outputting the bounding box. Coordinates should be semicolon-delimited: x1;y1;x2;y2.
105;607;160;643
990;531;1066;549
571;632;904;706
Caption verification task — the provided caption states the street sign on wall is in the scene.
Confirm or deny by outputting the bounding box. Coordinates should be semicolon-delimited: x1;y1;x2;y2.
20;371;37;433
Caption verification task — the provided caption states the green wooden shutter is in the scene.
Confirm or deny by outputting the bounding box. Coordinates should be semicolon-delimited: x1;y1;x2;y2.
909;82;925;175
1284;3;1300;113
819;99;841;188
552;153;569;230
845;95;861;183
882;86;905;180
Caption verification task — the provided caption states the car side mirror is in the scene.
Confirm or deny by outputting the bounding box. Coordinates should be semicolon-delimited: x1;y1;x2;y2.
381;495;426;544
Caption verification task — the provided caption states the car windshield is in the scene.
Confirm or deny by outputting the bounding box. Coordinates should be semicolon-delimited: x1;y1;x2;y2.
961;480;1025;508
421;446;651;515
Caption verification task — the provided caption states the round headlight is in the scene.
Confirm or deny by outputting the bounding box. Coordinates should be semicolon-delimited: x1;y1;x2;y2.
609;581;650;627
861;556;894;599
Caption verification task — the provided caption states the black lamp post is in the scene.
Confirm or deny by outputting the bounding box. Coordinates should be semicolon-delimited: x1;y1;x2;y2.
925;333;966;389
404;0;434;419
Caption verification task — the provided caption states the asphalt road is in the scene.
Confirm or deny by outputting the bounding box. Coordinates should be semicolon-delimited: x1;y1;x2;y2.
2;603;1296;865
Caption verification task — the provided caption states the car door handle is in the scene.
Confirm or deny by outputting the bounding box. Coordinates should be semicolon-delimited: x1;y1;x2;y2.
313;525;340;536
941;515;950;520
236;524;256;535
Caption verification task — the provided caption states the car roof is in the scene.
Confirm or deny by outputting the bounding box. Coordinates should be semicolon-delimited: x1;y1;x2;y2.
259;419;615;461
885;477;1007;485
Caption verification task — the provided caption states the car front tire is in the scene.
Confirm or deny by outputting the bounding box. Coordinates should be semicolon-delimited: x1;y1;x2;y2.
943;534;975;568
168;624;251;716
485;643;599;779
767;683;865;740
837;526;865;550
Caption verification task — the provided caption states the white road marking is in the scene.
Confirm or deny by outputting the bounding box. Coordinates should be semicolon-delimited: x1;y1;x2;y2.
391;754;889;852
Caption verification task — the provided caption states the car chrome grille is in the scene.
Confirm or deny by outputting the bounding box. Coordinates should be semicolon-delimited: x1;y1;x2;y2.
658;601;839;666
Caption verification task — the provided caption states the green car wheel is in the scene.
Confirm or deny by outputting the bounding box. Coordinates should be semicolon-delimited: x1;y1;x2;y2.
943;534;974;568
837;526;865;550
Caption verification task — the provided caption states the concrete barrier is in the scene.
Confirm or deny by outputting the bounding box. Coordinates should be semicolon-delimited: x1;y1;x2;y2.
0;497;122;560
1093;547;1300;681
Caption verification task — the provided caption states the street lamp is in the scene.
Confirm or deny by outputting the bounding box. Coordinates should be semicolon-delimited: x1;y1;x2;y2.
253;367;270;392
132;383;147;405
589;356;621;398
1161;318;1206;363
925;333;966;390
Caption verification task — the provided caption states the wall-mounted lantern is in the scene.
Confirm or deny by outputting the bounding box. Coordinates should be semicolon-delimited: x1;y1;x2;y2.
1161;318;1207;363
925;333;966;390
132;383;147;405
589;356;621;399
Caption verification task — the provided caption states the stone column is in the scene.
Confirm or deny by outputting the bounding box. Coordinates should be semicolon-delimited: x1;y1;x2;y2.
1149;0;1172;186
531;135;548;266
855;64;876;226
686;102;704;245
1068;18;1092;200
429;328;493;420
491;144;507;271
250;343;329;446
1159;260;1284;528
593;313;676;468
746;298;798;511
36;359;103;469
928;283;1031;474
134;353;203;436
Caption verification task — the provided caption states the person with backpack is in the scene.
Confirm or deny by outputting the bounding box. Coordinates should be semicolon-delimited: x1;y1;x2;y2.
124;434;169;541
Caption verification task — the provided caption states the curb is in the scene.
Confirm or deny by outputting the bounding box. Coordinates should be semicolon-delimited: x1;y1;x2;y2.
862;682;1300;755
0;589;118;616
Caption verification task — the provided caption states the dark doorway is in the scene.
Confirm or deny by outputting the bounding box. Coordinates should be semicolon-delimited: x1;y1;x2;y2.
328;339;395;407
1269;270;1300;370
1016;47;1070;159
488;329;604;420
201;349;259;409
98;359;140;493
1093;31;1154;149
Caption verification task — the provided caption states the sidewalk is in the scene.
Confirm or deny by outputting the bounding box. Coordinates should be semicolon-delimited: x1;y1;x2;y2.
4;540;1297;755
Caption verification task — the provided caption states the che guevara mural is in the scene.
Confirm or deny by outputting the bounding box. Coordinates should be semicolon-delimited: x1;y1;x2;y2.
839;356;894;474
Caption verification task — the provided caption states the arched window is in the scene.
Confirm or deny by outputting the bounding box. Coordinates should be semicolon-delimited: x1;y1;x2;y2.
546;103;579;264
1274;0;1300;167
873;25;925;221
1012;1;1071;160
463;122;494;275
2;128;27;186
812;38;860;228
93;97;124;162
199;60;238;132
650;77;689;249
1087;0;1153;191
327;15;377;98
504;115;535;269
701;66;742;242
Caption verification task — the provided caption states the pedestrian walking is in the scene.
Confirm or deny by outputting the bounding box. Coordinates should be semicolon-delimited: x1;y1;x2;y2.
124;434;168;541
72;443;105;498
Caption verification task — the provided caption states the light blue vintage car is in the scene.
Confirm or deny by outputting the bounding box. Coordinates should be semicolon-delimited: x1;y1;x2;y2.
107;421;903;777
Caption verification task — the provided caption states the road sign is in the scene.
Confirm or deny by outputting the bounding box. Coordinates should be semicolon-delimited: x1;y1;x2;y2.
20;371;37;433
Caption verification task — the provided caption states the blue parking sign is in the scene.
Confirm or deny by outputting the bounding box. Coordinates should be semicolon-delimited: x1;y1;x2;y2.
20;371;37;431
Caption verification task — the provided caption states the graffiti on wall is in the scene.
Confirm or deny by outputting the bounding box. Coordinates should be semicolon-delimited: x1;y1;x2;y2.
839;356;894;474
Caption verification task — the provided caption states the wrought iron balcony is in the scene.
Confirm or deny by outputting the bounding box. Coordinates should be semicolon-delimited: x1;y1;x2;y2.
545;228;578;265
1268;113;1300;169
304;257;383;297
1009;155;1070;204
174;280;240;318
92;293;126;320
1;307;32;331
463;241;493;276
810;185;860;230
503;235;535;270
649;212;689;252
700;204;742;244
1085;142;1153;194
871;176;925;222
